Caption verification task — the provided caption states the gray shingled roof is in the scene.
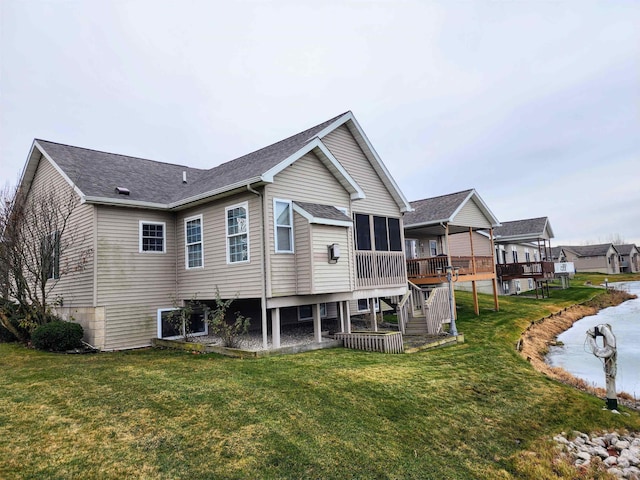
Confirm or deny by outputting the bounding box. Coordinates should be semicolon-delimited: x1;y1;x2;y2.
36;140;208;204
293;201;352;223
404;190;474;227
493;217;549;239
35;112;347;205
558;244;617;257
615;244;637;256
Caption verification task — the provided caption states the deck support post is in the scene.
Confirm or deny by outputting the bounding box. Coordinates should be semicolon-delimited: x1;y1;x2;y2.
271;307;281;349
338;301;346;333
472;281;479;315
373;297;379;332
313;303;322;343
491;277;500;311
344;301;352;333
262;300;268;350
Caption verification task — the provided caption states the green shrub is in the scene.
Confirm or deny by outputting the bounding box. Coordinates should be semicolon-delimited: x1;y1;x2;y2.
31;320;84;352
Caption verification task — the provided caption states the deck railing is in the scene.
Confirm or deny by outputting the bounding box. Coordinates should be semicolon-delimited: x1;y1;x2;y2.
406;255;494;280
496;261;555;278
355;251;407;288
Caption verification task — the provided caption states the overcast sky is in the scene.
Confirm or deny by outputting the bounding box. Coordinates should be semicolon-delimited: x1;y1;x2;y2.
1;1;638;245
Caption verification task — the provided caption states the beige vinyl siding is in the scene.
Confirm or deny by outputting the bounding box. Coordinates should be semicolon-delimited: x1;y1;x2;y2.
452;200;493;229
27;156;95;307
96;206;177;350
311;225;351;294
266;151;351;297
322;125;399;217
294;214;312;294
177;193;263;300
448;232;493;256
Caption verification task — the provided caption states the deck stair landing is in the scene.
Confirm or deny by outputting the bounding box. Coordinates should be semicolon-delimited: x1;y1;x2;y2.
398;284;452;336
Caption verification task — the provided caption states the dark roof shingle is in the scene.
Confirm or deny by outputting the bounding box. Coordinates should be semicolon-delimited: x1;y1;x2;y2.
404;190;474;226
35;112;348;205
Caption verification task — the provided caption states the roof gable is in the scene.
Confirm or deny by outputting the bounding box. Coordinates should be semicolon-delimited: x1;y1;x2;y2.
493;217;554;242
404;189;500;231
25;111;407;212
559;243;618;257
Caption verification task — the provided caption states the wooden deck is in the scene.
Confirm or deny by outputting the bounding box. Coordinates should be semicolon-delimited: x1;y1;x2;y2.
407;255;496;285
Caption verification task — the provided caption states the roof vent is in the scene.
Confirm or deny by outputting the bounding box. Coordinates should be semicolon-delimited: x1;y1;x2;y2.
182;171;187;184
115;187;130;196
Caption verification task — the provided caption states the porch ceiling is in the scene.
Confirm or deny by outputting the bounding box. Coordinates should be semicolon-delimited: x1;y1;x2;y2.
404;223;481;237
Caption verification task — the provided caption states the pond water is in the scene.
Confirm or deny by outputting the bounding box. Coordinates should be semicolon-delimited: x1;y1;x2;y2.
546;281;640;396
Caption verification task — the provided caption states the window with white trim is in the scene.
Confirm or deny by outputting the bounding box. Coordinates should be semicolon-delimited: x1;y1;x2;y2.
41;231;60;280
524;248;531;263
357;299;379;312
185;215;203;269
274;199;293;253
226;202;249;263
511;247;518;263
429;240;438;257
140;221;166;253
357;299;369;312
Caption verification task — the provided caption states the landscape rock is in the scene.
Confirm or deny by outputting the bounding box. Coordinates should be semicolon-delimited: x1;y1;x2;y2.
554;431;640;479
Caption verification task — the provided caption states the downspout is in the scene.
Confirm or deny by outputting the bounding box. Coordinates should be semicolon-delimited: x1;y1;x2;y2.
246;184;269;349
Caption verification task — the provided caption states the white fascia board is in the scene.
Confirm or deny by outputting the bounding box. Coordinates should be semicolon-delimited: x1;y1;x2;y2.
325;113;413;213
448;189;501;228
403;219;450;229
83;196;169;210
261;138;365;200
292;203;353;227
312;141;365;200
168;177;265;209
544;219;555;239
84;177;267;211
22;141;86;200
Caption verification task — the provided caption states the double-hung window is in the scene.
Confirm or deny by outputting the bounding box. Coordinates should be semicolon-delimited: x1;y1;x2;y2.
274;199;293;253
226;202;249;263
185;215;203;269
140;221;165;253
41;231;60;280
429;240;438;257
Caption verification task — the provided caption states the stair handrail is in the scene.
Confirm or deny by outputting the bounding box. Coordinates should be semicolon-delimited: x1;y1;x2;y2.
395;281;428;334
424;287;451;335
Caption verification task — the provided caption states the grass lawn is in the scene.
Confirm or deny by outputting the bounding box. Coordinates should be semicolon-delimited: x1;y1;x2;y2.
2;276;640;479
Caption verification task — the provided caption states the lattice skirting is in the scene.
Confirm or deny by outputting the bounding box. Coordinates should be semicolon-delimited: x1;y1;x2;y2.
334;331;404;354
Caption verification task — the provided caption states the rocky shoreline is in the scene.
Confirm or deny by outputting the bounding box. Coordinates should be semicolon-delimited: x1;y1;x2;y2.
555;431;640;479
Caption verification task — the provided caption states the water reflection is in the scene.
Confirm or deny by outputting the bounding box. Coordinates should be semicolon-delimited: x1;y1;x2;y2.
546;282;640;396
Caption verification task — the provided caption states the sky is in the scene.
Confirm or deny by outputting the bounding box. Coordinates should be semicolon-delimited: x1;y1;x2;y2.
1;0;638;246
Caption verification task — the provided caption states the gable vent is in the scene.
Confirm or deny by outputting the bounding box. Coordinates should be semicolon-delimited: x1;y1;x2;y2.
115;187;130;195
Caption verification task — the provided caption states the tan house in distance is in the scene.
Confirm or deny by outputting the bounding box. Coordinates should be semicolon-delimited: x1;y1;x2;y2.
559;244;621;275
16;111;412;351
616;244;640;273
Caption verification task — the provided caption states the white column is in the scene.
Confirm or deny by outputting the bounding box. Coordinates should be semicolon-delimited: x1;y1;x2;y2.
313;303;322;343
261;300;268;350
338;301;345;333
344;301;351;333
372;298;379;332
271;307;281;349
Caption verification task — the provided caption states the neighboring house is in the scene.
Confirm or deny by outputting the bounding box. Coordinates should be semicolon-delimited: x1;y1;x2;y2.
616;244;640;273
16;111;412;350
560;244;621;275
492;217;555;296
403;189;501;315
